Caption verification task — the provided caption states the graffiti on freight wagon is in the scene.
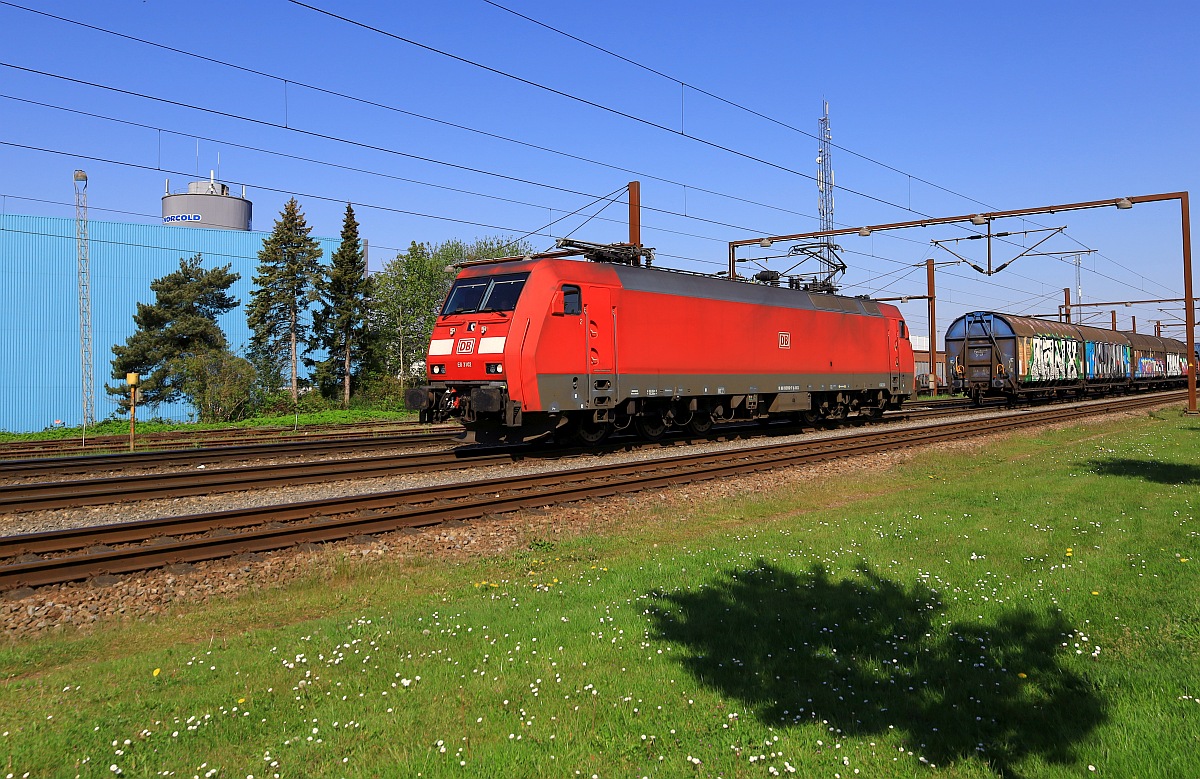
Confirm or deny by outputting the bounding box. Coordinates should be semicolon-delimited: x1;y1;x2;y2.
1022;337;1079;381
1136;355;1167;378
1166;353;1186;376
1085;342;1130;379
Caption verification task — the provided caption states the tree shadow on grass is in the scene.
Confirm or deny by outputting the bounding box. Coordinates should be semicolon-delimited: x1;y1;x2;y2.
649;562;1105;778
1088;458;1200;486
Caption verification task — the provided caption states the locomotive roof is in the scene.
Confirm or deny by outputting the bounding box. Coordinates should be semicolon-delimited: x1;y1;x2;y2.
455;256;898;317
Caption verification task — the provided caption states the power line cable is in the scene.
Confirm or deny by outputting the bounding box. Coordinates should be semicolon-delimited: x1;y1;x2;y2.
0;12;1112;282
0;0;834;228
4;0;1114;263
0;146;754;268
0;138;545;236
0;73;1166;299
478;0;1002;213
2;1;1166;300
477;2;1178;298
0;191;159;221
274;6;1159;294
283;0;948;219
0;65;859;243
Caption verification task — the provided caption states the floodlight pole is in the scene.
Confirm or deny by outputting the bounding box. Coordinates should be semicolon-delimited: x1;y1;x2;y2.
728;192;1195;414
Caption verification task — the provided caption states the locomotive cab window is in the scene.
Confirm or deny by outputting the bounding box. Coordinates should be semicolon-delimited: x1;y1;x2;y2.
899;321;909;339
441;272;530;316
562;285;582;315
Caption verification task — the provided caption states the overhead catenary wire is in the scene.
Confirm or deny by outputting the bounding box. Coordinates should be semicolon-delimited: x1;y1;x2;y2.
0;93;747;247
13;72;1060;278
478;0;1001;214
0;26;1158;297
0;65;881;245
5;205;1135;327
284;0;1171;296
0;0;835;228
0;135;1150;320
282;0;958;220
3;0;1154;292
0;10;1174;306
476;0;1180;300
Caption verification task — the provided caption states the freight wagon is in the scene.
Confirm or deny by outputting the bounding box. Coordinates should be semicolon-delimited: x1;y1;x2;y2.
945;311;1189;404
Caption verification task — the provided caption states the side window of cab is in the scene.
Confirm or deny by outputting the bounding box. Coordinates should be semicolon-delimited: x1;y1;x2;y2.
562;285;582;316
899;320;908;339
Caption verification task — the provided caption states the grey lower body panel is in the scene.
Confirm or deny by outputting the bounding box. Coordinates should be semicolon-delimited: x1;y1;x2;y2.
535;371;907;413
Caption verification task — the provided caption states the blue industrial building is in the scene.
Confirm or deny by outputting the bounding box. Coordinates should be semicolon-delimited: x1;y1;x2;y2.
0;212;341;433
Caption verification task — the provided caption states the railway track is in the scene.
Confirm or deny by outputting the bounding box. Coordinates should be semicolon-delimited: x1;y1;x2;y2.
0;441;518;513
0;418;432;459
0;400;1012;511
0;390;1182;592
0;417;876;512
0;427;462;479
0;393;1164;512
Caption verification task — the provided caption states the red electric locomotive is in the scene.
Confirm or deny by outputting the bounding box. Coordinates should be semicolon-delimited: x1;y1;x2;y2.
406;241;915;443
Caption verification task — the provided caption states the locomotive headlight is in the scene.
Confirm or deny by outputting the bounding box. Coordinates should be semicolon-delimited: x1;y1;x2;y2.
486;363;504;374
430;364;446;375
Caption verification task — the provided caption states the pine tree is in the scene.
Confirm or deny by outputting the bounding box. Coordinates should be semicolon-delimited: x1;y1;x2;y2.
106;254;240;409
246;198;324;402
311;204;373;407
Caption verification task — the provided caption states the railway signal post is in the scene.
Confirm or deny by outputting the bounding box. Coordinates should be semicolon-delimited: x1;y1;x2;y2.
126;372;139;452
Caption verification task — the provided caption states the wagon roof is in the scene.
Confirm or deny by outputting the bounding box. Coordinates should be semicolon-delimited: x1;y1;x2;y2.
950;312;1132;345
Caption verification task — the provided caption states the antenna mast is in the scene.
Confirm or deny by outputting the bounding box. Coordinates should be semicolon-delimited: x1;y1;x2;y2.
804;100;846;291
817;100;834;239
74;169;94;430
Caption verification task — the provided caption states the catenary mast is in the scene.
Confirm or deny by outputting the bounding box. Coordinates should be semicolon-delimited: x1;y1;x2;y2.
74;169;94;430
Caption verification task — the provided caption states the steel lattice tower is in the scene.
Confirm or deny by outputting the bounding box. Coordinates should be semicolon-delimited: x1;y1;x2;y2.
817;100;834;238
806;100;845;291
74;170;94;429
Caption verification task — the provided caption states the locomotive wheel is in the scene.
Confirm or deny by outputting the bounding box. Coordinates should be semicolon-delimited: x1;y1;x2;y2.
687;414;714;434
575;419;612;445
825;404;848;421
634;414;667;441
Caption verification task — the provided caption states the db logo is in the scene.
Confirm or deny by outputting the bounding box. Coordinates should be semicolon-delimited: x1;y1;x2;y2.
778;332;791;349
456;339;476;354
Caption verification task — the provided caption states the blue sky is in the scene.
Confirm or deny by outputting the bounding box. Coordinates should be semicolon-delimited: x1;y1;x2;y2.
2;0;1196;340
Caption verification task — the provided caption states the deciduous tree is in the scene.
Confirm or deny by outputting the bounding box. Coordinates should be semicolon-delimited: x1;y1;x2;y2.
170;350;257;422
371;235;533;384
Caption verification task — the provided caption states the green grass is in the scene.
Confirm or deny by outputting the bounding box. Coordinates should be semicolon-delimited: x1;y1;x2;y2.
2;409;1197;777
0;409;414;443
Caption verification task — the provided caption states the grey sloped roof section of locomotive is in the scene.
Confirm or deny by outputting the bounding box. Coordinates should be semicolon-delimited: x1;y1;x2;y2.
608;264;883;316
